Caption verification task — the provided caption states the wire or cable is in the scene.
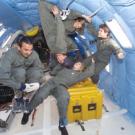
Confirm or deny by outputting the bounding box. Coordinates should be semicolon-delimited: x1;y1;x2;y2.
108;0;135;6
66;0;76;10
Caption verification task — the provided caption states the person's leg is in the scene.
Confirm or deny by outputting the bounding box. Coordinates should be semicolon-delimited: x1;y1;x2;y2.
49;53;58;70
21;80;56;124
11;68;26;112
83;55;93;67
26;67;43;83
11;68;26;97
39;0;57;52
22;68;43;112
91;62;107;84
52;85;69;135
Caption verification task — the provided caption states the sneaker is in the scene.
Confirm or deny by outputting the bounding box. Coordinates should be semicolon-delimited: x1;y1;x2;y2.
12;98;24;113
21;112;30;125
59;125;68;135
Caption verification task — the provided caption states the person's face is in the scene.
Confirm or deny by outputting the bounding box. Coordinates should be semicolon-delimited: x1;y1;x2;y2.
73;20;84;29
98;28;108;38
18;42;33;58
73;62;82;71
56;53;67;64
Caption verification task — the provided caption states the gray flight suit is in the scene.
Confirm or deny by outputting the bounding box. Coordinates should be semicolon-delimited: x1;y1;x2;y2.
39;0;83;53
83;23;124;75
84;38;124;75
27;63;95;120
0;48;44;97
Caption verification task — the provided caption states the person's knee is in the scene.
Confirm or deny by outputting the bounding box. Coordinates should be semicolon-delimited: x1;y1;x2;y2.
27;70;43;83
91;74;99;84
13;69;26;82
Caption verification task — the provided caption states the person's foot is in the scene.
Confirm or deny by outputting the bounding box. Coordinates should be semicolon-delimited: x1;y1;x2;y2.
21;112;30;125
59;125;68;135
0;119;7;128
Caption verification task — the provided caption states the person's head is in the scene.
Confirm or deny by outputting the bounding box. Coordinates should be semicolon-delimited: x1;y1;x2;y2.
98;24;110;39
17;35;33;58
73;62;84;71
73;17;85;29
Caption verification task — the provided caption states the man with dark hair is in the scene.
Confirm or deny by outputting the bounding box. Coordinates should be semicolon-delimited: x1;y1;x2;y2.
0;35;44;112
39;0;90;70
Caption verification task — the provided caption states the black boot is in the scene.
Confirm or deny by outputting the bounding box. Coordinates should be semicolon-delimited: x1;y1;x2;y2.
21;112;30;125
59;125;69;135
0;119;7;128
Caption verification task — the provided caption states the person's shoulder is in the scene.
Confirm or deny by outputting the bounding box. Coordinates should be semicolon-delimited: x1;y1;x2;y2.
108;38;119;48
31;50;40;58
108;38;116;43
32;50;38;55
5;47;17;55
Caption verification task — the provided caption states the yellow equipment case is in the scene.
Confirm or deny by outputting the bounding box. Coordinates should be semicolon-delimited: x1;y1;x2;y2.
67;78;103;122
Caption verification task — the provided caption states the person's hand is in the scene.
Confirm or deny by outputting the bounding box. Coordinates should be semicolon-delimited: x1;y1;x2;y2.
92;58;95;63
51;6;59;16
117;52;125;59
20;83;40;93
56;53;67;64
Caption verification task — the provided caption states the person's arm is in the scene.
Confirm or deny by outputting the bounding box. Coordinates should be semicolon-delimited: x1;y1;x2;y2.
0;49;21;89
50;64;63;76
66;62;95;87
110;39;125;59
39;0;58;52
86;22;98;36
83;56;93;67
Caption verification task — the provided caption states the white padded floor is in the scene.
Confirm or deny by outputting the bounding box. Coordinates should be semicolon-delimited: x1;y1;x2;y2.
1;93;135;135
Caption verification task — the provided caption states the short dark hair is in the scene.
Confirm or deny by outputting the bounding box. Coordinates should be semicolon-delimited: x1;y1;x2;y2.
74;17;85;22
17;35;32;47
99;24;110;36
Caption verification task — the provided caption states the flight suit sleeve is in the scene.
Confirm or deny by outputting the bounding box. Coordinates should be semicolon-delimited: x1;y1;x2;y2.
86;22;98;36
50;63;63;76
110;39;125;59
0;50;21;89
65;62;95;87
73;62;95;83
